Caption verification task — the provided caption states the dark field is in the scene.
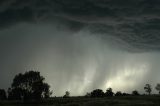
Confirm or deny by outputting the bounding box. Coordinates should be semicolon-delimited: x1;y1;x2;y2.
0;96;160;106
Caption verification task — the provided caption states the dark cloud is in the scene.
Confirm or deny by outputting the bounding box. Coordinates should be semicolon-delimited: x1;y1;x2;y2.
1;0;160;51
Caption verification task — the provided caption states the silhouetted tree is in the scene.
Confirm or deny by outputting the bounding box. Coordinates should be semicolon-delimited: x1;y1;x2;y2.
132;90;140;96
144;84;152;95
8;88;25;100
0;89;7;100
8;71;52;100
90;89;104;97
115;91;122;96
63;91;70;98
155;83;160;94
105;88;114;97
122;93;130;96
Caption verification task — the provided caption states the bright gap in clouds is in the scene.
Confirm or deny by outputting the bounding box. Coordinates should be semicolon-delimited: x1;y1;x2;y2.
105;62;149;93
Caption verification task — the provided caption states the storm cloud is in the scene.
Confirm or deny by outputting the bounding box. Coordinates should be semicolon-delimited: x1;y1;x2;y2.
0;0;160;96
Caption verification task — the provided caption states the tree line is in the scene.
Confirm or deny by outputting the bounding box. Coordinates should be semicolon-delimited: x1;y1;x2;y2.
0;71;160;101
85;83;160;98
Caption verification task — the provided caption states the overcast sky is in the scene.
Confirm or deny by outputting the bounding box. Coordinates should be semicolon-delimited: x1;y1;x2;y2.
0;0;160;96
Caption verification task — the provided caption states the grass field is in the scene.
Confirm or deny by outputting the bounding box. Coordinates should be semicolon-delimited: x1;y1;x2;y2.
0;96;160;106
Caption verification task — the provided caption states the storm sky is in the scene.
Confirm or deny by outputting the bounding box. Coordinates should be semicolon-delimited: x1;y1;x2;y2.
0;0;160;96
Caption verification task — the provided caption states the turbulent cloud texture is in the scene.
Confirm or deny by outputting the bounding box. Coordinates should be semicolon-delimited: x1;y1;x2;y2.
0;0;160;96
1;0;160;51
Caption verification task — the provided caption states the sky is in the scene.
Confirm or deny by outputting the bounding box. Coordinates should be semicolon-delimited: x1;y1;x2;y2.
0;0;160;96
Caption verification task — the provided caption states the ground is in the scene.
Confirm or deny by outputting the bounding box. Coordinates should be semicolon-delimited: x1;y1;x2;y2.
0;96;160;106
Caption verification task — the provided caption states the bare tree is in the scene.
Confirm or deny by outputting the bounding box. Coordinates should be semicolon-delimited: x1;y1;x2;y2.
144;84;152;95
